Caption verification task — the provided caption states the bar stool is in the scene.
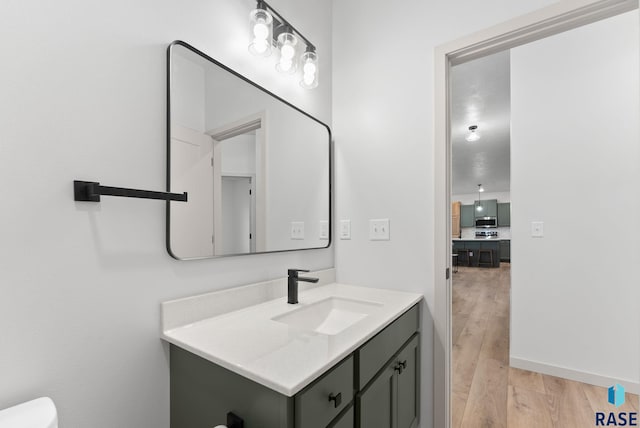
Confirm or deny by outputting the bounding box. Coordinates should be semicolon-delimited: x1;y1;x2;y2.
452;254;459;273
477;249;493;267
457;249;472;267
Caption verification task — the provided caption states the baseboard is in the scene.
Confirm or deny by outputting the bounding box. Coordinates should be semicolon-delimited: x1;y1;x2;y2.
510;356;640;394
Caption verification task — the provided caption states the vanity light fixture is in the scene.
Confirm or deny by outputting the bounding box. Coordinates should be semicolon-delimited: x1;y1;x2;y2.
476;184;484;212
466;125;480;142
247;0;319;88
248;1;273;57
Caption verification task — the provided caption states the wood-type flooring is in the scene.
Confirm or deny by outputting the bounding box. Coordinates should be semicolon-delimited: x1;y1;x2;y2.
452;263;639;427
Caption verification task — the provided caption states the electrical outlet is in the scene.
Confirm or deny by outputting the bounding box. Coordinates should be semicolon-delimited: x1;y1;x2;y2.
369;219;390;241
319;221;329;240
340;220;351;240
291;221;305;240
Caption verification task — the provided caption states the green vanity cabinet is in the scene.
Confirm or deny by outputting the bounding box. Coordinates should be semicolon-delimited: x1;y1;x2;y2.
497;203;511;226
460;204;475;227
170;304;420;428
357;335;419;428
474;199;498;218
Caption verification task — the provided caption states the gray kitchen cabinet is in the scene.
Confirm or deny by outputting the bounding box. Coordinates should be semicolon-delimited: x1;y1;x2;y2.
451;240;500;267
170;305;420;428
497;203;511;226
460;204;475;227
500;240;510;262
474;199;498;218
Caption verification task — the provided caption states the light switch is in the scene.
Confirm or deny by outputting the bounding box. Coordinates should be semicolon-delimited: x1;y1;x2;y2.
531;221;544;237
369;219;390;241
340;219;351;240
291;221;305;240
319;221;329;240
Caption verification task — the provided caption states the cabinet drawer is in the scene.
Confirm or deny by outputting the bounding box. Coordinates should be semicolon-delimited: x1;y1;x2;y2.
356;305;419;389
295;355;354;428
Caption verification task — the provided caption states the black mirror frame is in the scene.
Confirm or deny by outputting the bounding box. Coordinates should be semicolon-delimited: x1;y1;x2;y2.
166;40;332;260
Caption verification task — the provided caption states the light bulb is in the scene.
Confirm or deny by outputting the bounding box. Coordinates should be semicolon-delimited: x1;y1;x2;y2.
279;58;293;72
303;72;315;85
280;44;295;60
303;62;316;75
477;205;483;211
253;21;269;39
252;38;268;54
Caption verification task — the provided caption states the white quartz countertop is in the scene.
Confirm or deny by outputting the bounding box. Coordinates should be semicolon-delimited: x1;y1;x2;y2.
162;283;422;396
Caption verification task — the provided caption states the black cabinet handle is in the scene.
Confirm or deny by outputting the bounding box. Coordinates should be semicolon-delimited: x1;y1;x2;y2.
394;360;408;375
328;392;342;408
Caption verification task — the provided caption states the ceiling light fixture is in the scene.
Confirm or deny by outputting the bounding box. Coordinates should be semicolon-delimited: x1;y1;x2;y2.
466;125;480;142
247;0;318;89
476;184;484;212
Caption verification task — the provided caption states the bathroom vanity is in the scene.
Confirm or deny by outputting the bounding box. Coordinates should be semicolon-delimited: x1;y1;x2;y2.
162;277;422;428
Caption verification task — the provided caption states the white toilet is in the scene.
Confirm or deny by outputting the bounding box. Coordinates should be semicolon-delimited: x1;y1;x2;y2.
0;397;58;428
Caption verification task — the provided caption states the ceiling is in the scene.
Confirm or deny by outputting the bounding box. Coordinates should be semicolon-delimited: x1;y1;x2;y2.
451;50;511;196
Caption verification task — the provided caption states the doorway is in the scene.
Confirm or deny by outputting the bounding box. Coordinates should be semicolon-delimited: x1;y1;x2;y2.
434;1;640;426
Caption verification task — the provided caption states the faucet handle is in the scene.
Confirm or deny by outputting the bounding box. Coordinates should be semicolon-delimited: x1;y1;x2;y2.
288;269;310;276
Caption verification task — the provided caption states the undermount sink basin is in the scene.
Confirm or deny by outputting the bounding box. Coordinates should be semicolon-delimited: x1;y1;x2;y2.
272;297;383;335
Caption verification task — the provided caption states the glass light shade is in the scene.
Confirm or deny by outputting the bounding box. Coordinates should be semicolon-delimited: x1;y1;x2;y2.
276;32;298;74
248;8;273;57
466;127;480;142
300;50;319;89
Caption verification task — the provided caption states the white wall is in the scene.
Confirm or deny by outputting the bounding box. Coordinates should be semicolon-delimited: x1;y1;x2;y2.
332;0;557;426
0;0;332;427
510;11;640;390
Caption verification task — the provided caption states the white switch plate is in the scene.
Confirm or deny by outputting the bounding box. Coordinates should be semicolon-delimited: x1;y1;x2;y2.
340;220;351;240
369;219;390;241
531;221;544;237
291;221;305;240
319;221;329;240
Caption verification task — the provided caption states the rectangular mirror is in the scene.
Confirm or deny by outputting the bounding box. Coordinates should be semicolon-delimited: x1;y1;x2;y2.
167;41;331;259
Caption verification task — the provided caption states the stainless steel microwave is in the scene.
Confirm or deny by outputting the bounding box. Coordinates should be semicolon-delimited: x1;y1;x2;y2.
475;217;498;228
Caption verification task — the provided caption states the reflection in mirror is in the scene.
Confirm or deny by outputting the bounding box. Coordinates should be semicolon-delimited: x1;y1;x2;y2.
167;41;331;259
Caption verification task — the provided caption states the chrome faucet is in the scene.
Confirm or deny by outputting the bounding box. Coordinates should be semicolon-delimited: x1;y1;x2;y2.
287;269;319;304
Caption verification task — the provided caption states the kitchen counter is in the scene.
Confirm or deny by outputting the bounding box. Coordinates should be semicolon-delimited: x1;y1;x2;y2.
453;239;501;267
161;283;422;396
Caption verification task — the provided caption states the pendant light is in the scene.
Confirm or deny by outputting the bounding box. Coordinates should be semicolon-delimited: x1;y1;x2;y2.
476;184;484;212
466;125;480;142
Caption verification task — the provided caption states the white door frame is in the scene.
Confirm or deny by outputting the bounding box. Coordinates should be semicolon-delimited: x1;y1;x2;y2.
433;1;638;426
207;112;267;254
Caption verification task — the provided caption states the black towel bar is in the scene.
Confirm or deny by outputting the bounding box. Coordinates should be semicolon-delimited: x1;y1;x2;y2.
73;180;187;202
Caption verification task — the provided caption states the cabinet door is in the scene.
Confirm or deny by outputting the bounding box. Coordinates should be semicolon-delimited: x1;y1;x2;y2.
499;240;510;262
329;405;354;428
358;363;396;428
396;335;419;428
460;205;475;227
475;199;497;217
497;203;510;226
